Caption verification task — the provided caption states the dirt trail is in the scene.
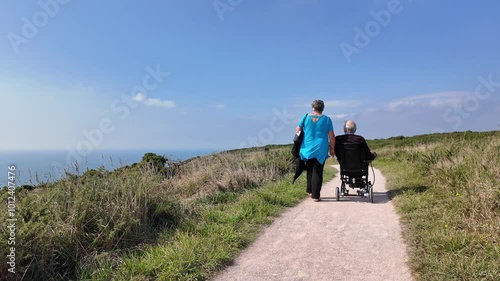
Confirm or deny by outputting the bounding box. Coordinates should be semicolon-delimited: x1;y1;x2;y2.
212;165;413;281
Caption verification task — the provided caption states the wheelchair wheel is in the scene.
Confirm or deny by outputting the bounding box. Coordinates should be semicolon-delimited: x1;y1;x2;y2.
368;186;374;203
336;187;340;201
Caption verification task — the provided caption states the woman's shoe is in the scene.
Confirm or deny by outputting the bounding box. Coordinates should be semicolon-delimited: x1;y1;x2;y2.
313;198;321;202
308;193;312;197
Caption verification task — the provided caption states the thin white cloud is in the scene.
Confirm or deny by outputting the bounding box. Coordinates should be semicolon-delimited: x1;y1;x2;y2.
403;92;469;100
144;98;175;108
132;93;175;109
132;93;146;102
330;113;349;119
386;91;470;111
324;100;363;108
386;100;416;111
299;99;363;108
215;104;225;109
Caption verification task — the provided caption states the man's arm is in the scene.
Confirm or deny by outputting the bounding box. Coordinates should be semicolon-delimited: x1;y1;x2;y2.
363;139;376;160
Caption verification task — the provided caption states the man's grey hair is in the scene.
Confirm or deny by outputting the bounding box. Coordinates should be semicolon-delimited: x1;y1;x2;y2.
344;120;357;134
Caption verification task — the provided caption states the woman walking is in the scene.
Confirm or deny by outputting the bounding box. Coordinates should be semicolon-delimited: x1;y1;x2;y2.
296;100;335;202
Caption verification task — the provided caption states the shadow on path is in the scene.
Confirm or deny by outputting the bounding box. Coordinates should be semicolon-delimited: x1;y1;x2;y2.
319;191;390;204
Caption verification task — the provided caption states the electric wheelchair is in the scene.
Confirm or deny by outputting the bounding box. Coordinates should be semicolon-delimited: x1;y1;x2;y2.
336;142;375;203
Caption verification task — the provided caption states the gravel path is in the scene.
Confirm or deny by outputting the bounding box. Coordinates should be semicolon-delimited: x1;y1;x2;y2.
212;165;413;281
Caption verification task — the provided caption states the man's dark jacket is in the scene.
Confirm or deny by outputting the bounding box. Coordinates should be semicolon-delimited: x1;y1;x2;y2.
334;134;376;161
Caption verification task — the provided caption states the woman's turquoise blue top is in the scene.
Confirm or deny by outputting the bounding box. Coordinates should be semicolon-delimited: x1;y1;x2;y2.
298;114;334;164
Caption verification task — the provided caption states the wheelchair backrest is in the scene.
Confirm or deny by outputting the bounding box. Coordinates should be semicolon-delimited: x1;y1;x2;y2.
339;142;368;173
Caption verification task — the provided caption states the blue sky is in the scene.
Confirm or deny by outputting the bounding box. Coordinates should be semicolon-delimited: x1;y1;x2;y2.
1;0;499;151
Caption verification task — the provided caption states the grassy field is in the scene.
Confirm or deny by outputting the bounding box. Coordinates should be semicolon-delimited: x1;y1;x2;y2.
370;131;499;280
0;145;335;280
1;131;498;280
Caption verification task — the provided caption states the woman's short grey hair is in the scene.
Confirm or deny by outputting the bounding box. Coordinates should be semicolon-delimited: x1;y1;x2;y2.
344;120;357;134
311;100;325;113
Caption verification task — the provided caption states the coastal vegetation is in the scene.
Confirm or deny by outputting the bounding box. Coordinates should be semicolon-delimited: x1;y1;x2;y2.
371;131;499;280
0;145;335;280
1;130;498;280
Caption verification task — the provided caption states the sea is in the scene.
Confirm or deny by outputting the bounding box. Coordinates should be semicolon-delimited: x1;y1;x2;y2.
0;149;218;187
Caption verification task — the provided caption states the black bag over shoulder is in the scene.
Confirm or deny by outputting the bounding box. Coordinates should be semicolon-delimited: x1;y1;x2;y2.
292;114;308;158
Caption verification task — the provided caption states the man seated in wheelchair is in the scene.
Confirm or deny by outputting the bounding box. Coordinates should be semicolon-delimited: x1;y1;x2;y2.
334;120;377;188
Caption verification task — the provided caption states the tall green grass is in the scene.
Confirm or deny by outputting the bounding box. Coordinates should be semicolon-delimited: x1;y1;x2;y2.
372;131;499;280
0;145;333;280
0;160;176;280
77;153;335;280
